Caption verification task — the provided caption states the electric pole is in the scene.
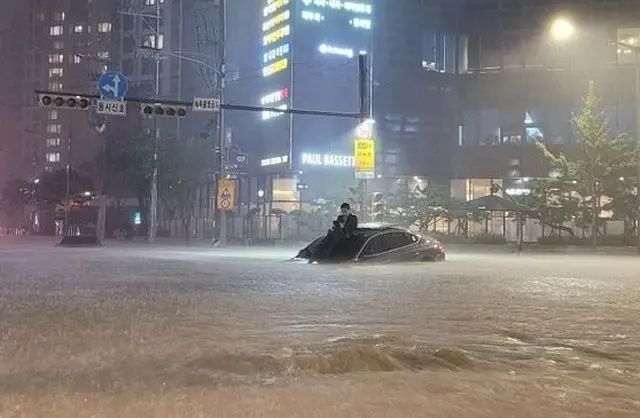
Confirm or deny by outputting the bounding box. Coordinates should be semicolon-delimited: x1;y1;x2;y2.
148;0;161;244
357;52;370;220
217;0;228;246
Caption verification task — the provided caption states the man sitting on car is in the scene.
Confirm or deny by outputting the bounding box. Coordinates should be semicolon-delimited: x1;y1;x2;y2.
308;202;358;262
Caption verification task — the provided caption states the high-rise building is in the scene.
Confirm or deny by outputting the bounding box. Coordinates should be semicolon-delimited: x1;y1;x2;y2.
12;0;118;180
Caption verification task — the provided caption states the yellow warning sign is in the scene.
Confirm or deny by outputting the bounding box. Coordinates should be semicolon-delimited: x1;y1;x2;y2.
216;179;236;211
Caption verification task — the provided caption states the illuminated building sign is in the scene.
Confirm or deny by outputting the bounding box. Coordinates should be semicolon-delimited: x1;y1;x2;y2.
261;88;289;120
263;43;290;64
299;0;372;14
262;105;288;120
263;58;288;77
318;44;354;58
301;152;355;167
301;10;324;22
350;17;371;30
263;10;290;32
263;25;290;46
261;88;289;105
264;0;289;17
261;155;289;166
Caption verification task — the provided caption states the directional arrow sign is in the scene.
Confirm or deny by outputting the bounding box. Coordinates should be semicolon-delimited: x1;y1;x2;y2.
97;71;128;101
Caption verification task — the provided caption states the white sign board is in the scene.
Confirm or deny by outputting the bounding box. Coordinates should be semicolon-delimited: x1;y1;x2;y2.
96;99;126;116
301;152;354;167
355;172;374;179
193;97;220;111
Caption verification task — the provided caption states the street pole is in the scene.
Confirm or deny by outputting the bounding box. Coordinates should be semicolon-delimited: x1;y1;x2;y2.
635;54;640;254
148;0;161;244
358;53;368;220
65;133;71;235
217;0;228;246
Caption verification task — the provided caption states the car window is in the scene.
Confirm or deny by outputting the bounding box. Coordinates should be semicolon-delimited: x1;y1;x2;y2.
381;232;415;252
362;235;384;256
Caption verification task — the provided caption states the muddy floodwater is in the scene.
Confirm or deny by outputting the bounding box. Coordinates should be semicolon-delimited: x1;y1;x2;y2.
0;242;639;417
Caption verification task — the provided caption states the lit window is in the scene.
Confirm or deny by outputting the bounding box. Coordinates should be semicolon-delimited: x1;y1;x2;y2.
53;40;64;50
46;152;61;163
73;54;82;64
35;12;45;22
48;54;64;63
144;0;165;5
44;166;53;173
53;11;65;22
48;82;63;91
48;110;58;120
46;138;61;147
49;67;64;77
47;124;62;134
73;24;84;33
142;34;164;49
98;22;111;33
97;51;109;59
49;25;63;36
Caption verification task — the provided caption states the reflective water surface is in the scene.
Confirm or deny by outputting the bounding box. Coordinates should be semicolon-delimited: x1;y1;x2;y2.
0;243;639;417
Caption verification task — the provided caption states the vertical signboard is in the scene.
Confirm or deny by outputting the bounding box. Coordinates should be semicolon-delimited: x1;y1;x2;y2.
216;179;236;211
354;122;375;179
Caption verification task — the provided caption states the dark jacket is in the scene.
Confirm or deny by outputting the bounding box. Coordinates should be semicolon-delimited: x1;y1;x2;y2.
336;213;358;237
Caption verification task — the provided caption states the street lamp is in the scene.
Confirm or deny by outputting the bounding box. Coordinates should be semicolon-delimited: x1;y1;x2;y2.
549;16;640;254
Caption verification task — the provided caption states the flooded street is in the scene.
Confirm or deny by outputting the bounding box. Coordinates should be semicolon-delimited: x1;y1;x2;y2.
0;242;639;417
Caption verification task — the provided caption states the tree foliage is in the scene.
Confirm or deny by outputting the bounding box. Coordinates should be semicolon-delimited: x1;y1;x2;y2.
384;183;450;232
157;135;212;243
533;82;638;238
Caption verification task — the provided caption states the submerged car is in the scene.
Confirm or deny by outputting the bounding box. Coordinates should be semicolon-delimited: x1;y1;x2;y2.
295;223;446;263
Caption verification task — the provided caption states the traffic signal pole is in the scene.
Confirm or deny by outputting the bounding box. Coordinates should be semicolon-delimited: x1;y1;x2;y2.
358;53;370;221
218;0;228;247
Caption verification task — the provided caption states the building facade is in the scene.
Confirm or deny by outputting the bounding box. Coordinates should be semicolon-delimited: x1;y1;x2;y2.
15;0;117;180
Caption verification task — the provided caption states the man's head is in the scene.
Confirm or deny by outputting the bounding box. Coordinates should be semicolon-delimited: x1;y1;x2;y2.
340;202;351;215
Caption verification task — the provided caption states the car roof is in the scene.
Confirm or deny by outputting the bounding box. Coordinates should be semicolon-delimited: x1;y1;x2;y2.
356;223;408;234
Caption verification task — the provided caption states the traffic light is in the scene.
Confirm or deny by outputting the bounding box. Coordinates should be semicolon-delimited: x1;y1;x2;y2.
140;103;188;118
37;93;90;110
371;192;384;222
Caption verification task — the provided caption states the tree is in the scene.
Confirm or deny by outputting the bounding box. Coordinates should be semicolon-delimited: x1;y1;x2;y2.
535;82;638;246
384;183;450;232
157;134;212;244
0;179;35;227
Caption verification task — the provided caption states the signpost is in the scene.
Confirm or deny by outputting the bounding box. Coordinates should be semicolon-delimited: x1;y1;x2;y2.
193;97;221;111
96;71;128;116
216;179;236;211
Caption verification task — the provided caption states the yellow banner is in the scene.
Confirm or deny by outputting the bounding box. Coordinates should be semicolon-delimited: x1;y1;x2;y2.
354;138;375;172
216;179;236;211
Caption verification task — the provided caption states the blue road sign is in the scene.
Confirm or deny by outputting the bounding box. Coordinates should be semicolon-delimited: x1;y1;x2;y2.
97;71;128;101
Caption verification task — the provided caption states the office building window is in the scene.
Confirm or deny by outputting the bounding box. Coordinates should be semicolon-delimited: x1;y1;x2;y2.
48;82;63;91
97;51;109;59
53;40;64;50
46;152;61;163
49;25;63;36
478;109;500;145
73;24;84;33
480;33;501;71
73;54;81;64
48;54;64;64
46;138;61;147
44;166;54;173
47;124;62;134
98;22;112;33
47;110;58;120
35;12;45;22
142;34;164;49
53;11;65;22
49;67;63;77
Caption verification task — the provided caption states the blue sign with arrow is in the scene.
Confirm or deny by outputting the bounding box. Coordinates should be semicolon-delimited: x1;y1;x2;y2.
97;71;128;101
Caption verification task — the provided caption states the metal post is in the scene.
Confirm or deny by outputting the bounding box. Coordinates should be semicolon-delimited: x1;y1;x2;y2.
218;0;228;246
65;134;71;235
148;0;161;244
635;55;640;254
358;53;368;220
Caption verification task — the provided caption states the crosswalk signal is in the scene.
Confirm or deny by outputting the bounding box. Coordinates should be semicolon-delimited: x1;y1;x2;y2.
371;192;384;222
37;93;90;110
140;103;188;118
